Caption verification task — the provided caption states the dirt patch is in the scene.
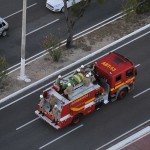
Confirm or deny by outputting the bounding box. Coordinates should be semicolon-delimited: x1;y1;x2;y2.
0;13;150;100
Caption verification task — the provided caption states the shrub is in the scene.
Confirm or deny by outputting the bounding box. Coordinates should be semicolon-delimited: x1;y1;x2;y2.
43;35;62;62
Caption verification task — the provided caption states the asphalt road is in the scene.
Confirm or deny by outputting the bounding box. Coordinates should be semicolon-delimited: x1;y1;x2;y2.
0;27;149;150
0;0;123;66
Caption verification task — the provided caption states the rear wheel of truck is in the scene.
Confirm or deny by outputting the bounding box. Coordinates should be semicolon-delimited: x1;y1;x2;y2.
2;30;7;37
61;7;64;12
71;114;81;125
117;88;127;100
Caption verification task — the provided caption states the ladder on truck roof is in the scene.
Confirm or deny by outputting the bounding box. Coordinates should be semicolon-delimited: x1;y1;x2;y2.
69;82;100;101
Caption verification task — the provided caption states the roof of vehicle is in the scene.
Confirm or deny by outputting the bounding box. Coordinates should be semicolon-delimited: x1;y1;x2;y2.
94;52;134;77
0;17;3;22
47;0;63;6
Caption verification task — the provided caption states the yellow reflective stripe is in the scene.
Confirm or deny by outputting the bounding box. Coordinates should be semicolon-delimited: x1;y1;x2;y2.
71;98;95;111
111;77;135;92
85;98;95;104
71;106;84;111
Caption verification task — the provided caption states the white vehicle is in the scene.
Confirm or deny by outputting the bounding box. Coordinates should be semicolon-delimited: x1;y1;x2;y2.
46;0;81;12
0;17;9;37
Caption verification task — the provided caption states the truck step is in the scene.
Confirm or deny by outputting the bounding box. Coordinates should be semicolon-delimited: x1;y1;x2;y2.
35;110;60;129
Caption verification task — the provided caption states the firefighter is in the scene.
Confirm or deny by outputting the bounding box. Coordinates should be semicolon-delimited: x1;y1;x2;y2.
73;68;80;75
80;65;85;74
85;64;95;74
88;72;96;83
39;95;45;116
49;94;56;112
83;74;91;86
64;83;74;99
54;75;62;92
52;104;59;125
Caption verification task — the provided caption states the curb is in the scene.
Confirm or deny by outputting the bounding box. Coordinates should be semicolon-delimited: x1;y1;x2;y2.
0;24;150;104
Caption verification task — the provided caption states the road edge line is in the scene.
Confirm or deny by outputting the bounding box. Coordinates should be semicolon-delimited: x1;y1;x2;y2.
0;24;150;103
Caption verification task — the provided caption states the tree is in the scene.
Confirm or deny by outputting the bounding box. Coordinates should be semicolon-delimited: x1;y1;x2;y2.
63;0;104;48
123;0;150;16
136;0;150;14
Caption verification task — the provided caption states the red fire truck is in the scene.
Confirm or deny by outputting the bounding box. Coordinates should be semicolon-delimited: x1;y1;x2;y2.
35;52;137;129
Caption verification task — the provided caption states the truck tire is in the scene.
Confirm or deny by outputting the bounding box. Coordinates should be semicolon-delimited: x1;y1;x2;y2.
2;30;7;37
71;114;81;125
61;7;65;12
117;88;127;100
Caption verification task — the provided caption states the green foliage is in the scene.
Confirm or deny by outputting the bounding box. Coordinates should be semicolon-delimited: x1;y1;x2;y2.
0;56;8;85
122;0;150;19
50;48;62;62
136;0;150;14
82;45;92;51
42;35;62;62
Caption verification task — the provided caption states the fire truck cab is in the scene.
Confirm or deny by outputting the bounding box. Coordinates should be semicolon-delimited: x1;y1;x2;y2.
94;52;137;100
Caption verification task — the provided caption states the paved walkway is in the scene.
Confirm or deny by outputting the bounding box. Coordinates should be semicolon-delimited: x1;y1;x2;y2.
122;134;150;150
108;126;150;150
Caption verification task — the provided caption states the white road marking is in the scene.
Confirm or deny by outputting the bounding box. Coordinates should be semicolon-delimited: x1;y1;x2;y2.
26;19;59;36
135;64;140;68
0;82;51;110
73;14;126;41
5;12;127;73
16;117;40;130
133;88;150;98
3;3;37;19
73;12;123;38
110;30;150;53
107;126;150;150
39;124;84;149
95;119;150;150
0;23;149;106
0;28;149;108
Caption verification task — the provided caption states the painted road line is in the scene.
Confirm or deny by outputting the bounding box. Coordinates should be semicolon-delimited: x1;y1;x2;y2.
73;14;126;41
0;71;73;110
133;88;150;98
0;81;51;110
26;19;59;36
39;124;84;149
3;3;37;19
110;30;150;53
73;12;123;38
135;64;140;68
107;126;150;150
5;12;125;73
16;117;40;130
95;119;150;150
0;26;149;105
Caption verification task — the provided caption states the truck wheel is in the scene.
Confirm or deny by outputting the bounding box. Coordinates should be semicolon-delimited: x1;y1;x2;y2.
61;7;64;12
71;114;81;125
117;88;127;100
2;30;7;37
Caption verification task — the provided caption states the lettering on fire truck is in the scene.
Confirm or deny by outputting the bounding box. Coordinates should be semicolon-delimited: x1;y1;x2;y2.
101;62;116;72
